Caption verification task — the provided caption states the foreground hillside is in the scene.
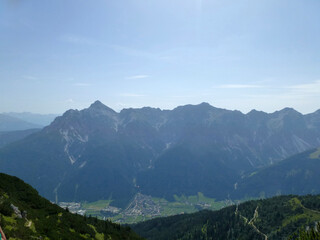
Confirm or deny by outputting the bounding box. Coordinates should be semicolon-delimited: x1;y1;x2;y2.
0;173;143;240
1;101;320;206
132;195;320;240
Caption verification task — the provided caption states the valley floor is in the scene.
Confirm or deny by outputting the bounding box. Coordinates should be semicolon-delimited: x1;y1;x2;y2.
58;192;236;224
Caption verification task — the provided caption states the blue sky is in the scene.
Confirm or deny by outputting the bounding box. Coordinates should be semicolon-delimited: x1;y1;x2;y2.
1;0;320;114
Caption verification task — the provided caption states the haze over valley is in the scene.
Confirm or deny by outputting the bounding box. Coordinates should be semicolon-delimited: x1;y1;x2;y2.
1;0;320;239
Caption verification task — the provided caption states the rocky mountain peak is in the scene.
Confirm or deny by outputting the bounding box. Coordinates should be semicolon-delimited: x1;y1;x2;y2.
199;102;212;107
275;107;301;116
86;100;118;118
247;109;269;121
89;100;112;111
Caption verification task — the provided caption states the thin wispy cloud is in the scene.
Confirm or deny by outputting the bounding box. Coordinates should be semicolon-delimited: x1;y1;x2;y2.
172;95;195;98
242;80;320;99
119;93;146;97
110;44;157;60
218;84;264;89
287;80;320;94
22;75;38;80
125;75;150;80
59;35;97;46
73;83;91;87
238;80;320;113
65;98;74;103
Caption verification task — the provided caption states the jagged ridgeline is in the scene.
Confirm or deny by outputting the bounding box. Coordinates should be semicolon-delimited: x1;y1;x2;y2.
132;195;320;240
0;173;143;240
1;101;320;207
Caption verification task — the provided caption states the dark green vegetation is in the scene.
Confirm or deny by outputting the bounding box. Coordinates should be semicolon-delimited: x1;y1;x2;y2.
1;101;320;206
0;173;143;240
289;222;320;240
233;148;320;199
132;195;320;240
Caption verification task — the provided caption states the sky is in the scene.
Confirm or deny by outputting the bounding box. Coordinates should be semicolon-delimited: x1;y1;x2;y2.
1;0;320;114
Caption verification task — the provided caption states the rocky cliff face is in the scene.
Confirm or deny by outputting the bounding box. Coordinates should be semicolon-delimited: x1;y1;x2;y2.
0;101;319;206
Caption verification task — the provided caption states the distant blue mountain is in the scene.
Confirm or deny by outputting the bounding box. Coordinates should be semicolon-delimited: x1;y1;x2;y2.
0;114;42;131
4;112;58;127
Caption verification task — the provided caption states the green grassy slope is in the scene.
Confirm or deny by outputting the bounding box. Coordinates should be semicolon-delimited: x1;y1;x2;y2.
0;173;143;240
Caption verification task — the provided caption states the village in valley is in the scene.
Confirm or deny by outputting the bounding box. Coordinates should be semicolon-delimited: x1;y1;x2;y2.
58;192;231;224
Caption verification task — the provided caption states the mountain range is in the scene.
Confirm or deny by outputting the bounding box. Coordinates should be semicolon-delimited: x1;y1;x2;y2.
0;114;42;131
3;112;58;127
0;101;320;207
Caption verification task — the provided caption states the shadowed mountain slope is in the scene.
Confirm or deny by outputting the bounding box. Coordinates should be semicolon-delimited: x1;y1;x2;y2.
232;147;320;199
0;129;40;148
0;101;320;206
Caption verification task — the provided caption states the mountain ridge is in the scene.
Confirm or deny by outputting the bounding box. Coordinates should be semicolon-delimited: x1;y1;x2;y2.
1;101;320;206
2;112;58;127
0;114;42;131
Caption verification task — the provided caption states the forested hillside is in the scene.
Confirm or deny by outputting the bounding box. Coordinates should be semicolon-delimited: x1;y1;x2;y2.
132;195;320;240
0;173;143;240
